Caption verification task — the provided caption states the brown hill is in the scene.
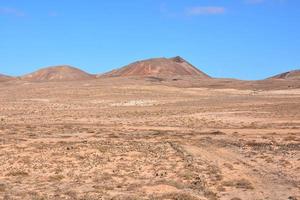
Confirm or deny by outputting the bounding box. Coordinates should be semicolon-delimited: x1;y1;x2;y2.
21;65;95;82
101;56;210;78
268;70;300;80
0;73;13;82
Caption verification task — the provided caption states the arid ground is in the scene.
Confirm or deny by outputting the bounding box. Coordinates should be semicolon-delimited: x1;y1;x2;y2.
0;78;299;200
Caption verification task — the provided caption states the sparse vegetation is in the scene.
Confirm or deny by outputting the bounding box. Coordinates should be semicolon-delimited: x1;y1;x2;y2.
6;170;29;177
0;77;299;199
0;183;6;192
222;179;254;190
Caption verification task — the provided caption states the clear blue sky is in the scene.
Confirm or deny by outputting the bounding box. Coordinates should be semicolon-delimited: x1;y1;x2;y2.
0;0;299;80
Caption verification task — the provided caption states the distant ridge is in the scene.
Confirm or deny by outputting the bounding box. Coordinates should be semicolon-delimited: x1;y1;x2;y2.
1;62;299;84
268;70;300;80
21;65;95;82
100;56;211;78
0;73;13;82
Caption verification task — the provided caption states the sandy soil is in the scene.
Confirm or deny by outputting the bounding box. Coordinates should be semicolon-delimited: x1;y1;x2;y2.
0;78;299;200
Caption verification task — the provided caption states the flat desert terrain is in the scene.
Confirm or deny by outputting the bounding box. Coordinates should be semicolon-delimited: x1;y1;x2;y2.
0;78;299;200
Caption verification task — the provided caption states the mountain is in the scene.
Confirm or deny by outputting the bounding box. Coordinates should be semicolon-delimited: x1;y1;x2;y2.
21;65;95;82
100;56;211;78
268;70;300;80
0;73;13;82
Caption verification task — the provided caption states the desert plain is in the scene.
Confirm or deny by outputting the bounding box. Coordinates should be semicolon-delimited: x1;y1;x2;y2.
0;75;299;200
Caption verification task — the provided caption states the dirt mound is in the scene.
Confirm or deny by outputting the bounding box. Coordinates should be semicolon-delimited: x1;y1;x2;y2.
0;73;13;82
21;65;95;82
268;70;300;80
100;56;211;78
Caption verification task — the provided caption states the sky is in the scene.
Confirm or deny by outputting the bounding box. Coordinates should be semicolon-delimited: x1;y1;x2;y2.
0;0;299;80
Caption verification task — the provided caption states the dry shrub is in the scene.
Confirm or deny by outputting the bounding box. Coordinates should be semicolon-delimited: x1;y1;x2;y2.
222;178;254;190
160;192;200;200
6;170;29;177
0;183;6;192
48;174;65;181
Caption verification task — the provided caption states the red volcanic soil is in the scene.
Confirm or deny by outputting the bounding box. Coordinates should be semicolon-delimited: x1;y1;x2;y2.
0;73;13;82
268;70;300;80
21;65;95;82
101;56;211;78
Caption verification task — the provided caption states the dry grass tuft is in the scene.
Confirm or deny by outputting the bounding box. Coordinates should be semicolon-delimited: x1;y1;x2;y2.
222;178;254;190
